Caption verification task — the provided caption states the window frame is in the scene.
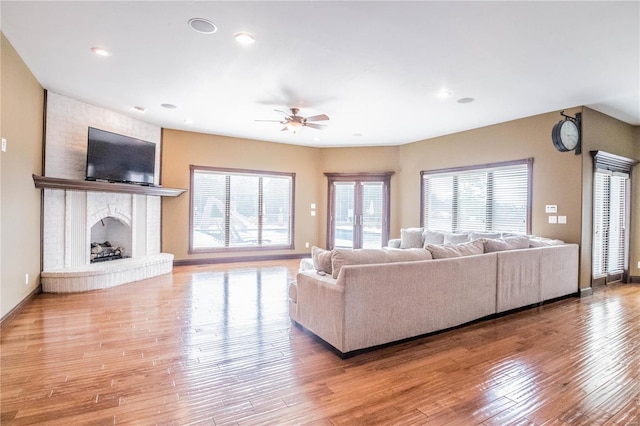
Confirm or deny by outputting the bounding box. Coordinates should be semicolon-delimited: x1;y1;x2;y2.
420;158;533;235
189;165;295;253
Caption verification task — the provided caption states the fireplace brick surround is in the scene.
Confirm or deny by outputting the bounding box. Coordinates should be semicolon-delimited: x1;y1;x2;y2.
40;92;175;293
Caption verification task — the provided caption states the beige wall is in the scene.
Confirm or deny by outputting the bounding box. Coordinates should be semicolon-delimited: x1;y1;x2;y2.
397;109;584;243
317;146;401;247
161;108;640;290
1;33;44;318
161;129;324;262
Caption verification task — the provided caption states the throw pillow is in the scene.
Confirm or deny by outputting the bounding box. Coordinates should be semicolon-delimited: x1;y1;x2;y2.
400;227;424;249
469;231;502;241
528;236;565;247
426;240;484;259
423;230;445;246
483;235;530;253
311;246;333;274
443;232;470;244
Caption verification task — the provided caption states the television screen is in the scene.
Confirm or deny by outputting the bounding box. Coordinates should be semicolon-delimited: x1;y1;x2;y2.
86;127;156;185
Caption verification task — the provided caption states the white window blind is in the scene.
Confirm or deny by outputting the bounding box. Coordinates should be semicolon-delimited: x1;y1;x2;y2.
422;159;531;234
592;169;628;278
191;167;294;251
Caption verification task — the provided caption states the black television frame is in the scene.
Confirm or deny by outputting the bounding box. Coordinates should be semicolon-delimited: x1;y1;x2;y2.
85;127;156;186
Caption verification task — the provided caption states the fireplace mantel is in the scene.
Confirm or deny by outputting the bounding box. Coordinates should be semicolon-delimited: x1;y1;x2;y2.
33;174;186;197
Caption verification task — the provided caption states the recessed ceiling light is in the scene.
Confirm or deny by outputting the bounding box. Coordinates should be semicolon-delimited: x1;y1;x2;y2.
437;89;452;99
188;18;217;34
90;47;111;57
457;97;475;104
161;103;177;109
234;32;255;45
352;133;363;137
132;106;146;113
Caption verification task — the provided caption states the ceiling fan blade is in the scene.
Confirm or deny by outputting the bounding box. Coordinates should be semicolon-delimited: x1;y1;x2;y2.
305;123;326;130
305;114;330;122
280;126;289;131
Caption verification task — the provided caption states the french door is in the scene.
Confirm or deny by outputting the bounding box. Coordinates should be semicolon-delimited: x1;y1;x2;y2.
325;172;393;249
591;151;635;286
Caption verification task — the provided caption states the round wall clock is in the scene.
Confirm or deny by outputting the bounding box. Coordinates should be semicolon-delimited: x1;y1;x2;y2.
552;118;580;152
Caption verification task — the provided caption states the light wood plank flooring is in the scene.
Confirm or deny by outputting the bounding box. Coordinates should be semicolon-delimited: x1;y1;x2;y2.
1;260;639;425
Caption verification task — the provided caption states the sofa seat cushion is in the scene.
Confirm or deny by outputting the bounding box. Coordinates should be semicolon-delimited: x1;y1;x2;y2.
426;240;484;259
331;247;432;279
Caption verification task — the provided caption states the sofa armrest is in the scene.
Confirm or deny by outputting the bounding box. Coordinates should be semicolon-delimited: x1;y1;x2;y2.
295;271;345;352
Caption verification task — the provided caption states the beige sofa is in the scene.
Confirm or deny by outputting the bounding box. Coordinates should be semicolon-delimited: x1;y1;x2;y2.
289;243;579;356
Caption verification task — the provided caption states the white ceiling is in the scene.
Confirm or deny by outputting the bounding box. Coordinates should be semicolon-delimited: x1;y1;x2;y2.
2;1;639;148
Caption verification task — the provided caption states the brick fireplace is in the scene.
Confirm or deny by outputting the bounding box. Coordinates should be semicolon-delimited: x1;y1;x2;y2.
40;92;174;293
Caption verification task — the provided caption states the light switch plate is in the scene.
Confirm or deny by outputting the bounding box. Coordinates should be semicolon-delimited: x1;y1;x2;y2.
1;138;6;152
545;205;557;213
548;215;557;224
558;216;567;224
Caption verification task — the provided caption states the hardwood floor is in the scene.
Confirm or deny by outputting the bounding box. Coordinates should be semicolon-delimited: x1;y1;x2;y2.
1;260;639;425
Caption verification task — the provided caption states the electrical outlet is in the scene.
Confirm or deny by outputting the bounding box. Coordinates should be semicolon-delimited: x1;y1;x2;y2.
637;261;640;269
305;242;310;248
25;273;29;285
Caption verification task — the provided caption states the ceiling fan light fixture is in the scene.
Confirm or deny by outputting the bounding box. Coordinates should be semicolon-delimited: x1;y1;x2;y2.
234;32;255;45
286;121;303;133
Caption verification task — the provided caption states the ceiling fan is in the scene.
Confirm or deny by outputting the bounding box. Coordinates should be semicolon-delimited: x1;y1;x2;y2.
256;107;329;133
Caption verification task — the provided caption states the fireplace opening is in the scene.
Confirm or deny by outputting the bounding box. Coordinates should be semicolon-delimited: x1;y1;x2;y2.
90;217;132;263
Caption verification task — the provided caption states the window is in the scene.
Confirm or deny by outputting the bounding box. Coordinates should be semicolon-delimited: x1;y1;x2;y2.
421;159;532;234
190;166;294;252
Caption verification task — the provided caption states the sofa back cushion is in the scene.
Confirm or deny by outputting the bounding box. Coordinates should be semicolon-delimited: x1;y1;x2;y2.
426;240;484;259
423;230;446;246
332;248;432;278
483;235;530;253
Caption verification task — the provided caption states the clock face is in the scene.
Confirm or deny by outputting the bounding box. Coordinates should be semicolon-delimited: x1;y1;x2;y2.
559;120;579;150
552;119;580;152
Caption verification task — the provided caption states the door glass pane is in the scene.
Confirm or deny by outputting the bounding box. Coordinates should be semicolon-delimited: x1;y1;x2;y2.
362;182;383;248
607;175;626;273
592;172;608;277
334;183;355;248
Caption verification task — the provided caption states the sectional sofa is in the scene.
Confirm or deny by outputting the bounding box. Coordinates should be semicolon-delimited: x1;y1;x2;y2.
289;231;579;356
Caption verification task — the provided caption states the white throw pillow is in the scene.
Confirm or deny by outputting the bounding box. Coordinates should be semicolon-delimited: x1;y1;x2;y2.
426;240;484;259
528;236;565;247
423;230;446;246
483;235;530;253
400;227;424;249
311;246;333;274
443;232;470;244
470;231;502;241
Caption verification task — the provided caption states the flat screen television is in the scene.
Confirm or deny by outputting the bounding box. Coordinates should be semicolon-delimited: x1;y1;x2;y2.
85;127;156;185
